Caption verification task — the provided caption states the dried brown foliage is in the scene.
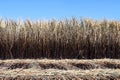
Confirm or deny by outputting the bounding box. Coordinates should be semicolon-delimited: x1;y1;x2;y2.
0;18;120;59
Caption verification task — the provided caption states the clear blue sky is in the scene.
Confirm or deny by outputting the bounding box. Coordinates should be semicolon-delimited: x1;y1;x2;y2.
0;0;120;20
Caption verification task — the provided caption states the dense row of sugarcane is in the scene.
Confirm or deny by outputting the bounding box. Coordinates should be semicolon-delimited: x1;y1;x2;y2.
0;18;120;59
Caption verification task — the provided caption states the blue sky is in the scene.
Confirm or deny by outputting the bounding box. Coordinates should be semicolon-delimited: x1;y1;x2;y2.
0;0;120;20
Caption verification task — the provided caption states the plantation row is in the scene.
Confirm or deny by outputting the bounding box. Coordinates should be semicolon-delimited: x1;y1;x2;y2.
0;18;120;59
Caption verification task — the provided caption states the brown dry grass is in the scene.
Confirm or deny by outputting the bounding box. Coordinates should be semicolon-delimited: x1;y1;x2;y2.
0;59;119;80
0;18;120;59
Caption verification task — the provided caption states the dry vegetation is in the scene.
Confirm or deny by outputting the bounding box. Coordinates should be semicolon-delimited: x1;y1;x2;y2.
0;59;119;80
0;18;120;59
0;18;120;80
